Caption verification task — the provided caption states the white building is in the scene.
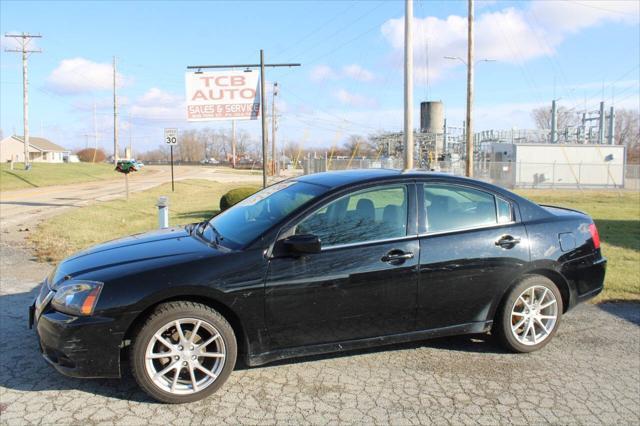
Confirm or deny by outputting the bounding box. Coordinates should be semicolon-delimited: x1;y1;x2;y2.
480;143;626;188
0;135;70;163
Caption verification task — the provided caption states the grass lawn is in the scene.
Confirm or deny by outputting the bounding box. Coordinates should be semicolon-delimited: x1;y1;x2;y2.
0;162;130;191
29;182;638;303
516;190;639;303
30;180;237;262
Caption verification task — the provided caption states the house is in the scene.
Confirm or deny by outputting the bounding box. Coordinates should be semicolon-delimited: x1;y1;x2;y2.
0;135;70;163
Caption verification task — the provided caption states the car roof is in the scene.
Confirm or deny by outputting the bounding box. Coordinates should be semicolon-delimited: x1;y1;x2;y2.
296;169;483;189
295;169;401;188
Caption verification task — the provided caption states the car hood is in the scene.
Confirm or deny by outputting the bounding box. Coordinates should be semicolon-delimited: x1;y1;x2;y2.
49;226;220;287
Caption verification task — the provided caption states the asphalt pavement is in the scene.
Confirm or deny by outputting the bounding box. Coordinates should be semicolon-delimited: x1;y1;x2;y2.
1;240;638;425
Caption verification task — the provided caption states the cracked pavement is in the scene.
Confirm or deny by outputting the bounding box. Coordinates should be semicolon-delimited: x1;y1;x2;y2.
1;241;639;425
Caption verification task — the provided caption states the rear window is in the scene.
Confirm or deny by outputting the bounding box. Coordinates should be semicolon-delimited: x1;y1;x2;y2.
421;184;508;233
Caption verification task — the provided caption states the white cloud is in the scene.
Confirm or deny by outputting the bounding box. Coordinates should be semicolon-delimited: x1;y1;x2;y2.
71;96;129;112
46;58;129;94
530;1;639;35
310;65;337;82
129;88;184;121
333;89;377;108
311;64;376;83
137;87;181;107
342;64;375;82
381;1;639;85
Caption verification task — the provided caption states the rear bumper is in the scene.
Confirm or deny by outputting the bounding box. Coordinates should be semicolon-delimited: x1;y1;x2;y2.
565;256;607;310
33;303;122;379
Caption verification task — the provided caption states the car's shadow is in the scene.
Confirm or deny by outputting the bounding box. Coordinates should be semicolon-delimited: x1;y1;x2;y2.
597;302;640;326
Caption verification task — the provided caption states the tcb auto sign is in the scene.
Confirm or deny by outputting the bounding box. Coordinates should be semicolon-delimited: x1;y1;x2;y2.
185;70;260;121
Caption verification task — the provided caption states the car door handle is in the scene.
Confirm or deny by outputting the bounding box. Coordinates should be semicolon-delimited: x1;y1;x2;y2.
381;251;414;263
495;235;521;248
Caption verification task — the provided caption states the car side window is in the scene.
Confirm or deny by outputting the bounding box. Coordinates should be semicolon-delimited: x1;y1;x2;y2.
423;184;506;233
294;185;408;248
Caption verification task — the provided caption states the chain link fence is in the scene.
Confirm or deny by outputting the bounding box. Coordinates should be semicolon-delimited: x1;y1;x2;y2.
301;157;639;191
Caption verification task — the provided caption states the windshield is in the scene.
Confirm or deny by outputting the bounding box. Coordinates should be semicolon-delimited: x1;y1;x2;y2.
204;181;326;249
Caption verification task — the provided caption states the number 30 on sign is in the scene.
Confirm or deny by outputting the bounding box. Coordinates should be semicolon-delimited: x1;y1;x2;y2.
164;128;178;145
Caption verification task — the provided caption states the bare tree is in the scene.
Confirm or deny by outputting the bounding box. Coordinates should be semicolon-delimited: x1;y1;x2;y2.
343;134;375;157
531;106;580;130
614;109;640;164
178;130;205;163
614;109;640;146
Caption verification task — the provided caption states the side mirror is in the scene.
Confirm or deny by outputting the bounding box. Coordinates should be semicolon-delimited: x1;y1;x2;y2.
274;234;321;257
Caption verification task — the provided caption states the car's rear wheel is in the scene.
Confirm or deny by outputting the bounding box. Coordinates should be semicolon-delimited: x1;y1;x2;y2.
494;275;563;353
130;301;237;403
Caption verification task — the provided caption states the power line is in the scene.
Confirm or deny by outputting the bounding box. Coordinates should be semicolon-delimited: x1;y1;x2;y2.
563;0;633;16
272;1;357;61
277;1;387;63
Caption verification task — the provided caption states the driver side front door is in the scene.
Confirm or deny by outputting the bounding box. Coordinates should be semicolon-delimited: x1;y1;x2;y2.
264;183;419;349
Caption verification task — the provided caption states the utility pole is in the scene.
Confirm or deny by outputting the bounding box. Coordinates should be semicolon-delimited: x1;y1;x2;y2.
128;112;133;154
260;50;268;187
186;53;300;188
403;0;414;170
231;120;237;168
4;32;42;169
113;56;119;166
550;99;557;143
465;0;474;177
271;82;279;176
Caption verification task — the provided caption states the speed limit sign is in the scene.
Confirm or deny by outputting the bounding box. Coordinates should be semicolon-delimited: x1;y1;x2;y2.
164;128;178;145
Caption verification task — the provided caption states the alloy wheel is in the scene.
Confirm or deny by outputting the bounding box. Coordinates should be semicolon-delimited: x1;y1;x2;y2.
144;318;226;395
510;285;558;346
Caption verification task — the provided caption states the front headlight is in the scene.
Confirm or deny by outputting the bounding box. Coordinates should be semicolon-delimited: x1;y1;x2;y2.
51;281;103;316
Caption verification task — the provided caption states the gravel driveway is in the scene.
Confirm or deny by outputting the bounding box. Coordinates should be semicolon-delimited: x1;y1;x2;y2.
1;242;638;425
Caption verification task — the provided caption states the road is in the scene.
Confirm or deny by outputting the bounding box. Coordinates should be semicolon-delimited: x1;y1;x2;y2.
0;165;262;232
0;240;638;424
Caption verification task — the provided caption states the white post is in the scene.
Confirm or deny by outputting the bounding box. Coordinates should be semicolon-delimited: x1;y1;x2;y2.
157;196;169;229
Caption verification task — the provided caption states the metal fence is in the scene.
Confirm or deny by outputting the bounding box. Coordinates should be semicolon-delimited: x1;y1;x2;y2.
301;157;640;191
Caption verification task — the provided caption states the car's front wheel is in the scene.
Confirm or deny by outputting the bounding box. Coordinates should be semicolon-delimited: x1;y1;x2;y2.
130;301;237;403
494;275;563;353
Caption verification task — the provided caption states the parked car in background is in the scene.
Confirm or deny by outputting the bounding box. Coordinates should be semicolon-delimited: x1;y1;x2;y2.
200;158;220;165
30;170;606;403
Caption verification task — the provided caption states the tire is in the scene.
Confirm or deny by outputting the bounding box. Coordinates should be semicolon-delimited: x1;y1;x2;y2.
130;301;237;403
494;275;563;353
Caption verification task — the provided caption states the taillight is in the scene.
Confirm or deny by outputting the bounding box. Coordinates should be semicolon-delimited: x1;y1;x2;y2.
589;223;601;249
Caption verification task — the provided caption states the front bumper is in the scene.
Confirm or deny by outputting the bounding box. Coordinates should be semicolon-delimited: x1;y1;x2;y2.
30;283;123;379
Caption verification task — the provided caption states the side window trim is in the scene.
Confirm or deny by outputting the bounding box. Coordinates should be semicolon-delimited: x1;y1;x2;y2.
496;195;514;223
417;181;517;237
280;182;415;250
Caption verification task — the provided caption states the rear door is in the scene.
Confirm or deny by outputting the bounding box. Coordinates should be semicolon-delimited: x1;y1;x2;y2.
265;183;419;349
416;182;530;330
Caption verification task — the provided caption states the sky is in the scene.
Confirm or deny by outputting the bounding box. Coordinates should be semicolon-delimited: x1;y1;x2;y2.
1;0;639;153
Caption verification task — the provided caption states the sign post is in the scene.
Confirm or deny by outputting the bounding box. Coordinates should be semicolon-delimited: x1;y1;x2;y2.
164;128;178;192
185;57;301;188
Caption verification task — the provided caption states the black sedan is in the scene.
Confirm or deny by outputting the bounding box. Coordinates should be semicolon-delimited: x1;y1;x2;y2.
30;170;606;403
